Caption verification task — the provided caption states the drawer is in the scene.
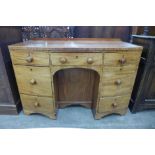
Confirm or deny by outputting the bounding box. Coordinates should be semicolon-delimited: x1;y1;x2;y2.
98;95;130;113
103;65;138;76
104;51;141;66
13;65;52;96
20;94;55;115
101;75;135;97
10;50;49;66
50;53;102;66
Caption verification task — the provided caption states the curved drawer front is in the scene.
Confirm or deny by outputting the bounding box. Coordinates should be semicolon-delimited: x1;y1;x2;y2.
98;95;130;113
101;70;136;97
13;66;53;96
103;65;138;76
104;51;141;66
21;94;55;115
10;50;49;66
50;53;103;66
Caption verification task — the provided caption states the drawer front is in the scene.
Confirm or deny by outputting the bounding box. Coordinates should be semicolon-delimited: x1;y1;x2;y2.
21;94;55;114
104;51;141;66
98;95;130;113
101;75;135;97
103;65;138;76
13;65;52;96
50;53;102;66
10;50;49;66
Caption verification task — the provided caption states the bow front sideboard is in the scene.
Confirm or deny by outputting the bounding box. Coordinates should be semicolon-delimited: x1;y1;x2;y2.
8;39;142;119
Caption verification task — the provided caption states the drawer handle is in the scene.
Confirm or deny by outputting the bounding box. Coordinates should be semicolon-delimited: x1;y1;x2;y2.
34;102;40;107
119;57;126;65
59;57;67;64
112;103;117;108
30;79;37;85
115;79;122;85
26;56;33;63
87;57;94;64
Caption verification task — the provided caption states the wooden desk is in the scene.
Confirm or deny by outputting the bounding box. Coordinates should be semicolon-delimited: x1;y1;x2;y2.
9;39;142;119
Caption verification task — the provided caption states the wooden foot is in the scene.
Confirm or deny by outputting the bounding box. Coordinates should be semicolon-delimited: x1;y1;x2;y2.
24;110;31;115
94;108;128;119
24;110;57;119
118;108;128;115
94;113;104;119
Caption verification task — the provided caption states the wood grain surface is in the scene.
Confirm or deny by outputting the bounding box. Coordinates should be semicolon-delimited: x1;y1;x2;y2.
98;95;131;113
50;53;102;66
101;75;135;97
53;68;100;108
10;50;49;66
21;94;56;119
9;39;142;51
104;51;141;66
13;65;53;96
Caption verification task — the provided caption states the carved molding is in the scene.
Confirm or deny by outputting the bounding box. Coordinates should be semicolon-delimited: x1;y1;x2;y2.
21;26;73;41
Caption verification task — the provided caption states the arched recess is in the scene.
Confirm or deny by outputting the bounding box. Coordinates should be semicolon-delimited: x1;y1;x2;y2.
52;67;101;109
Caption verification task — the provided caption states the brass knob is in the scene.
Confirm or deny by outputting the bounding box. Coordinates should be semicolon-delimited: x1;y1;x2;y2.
119;57;126;65
34;102;40;107
112;103;117;108
30;79;37;85
115;79;122;85
59;57;67;64
87;57;94;64
26;56;33;63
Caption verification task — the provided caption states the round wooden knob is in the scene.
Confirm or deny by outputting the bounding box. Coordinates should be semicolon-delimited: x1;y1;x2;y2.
30;79;37;85
112;103;117;108
26;56;33;63
34;102;40;107
59;57;67;64
87;57;94;64
119;57;126;65
115;79;122;85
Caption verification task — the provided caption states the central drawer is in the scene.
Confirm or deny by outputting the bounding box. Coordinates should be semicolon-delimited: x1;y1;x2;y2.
13;65;53;96
50;53;103;66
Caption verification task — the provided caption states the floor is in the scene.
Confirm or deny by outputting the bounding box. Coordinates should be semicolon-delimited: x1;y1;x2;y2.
0;107;155;129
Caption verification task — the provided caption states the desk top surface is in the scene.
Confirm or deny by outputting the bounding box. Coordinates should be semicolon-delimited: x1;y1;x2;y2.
9;38;142;51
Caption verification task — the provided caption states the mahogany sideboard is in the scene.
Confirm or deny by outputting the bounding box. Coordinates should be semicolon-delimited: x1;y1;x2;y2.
8;39;142;119
129;35;155;112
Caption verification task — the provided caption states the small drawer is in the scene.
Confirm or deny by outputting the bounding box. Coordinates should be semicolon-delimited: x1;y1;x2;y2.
104;51;141;66
103;65;138;76
50;53;102;66
98;95;130;113
13;65;53;96
21;94;55;116
10;50;49;66
101;75;136;97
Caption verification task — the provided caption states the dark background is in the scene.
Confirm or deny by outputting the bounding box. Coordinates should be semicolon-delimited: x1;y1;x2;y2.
0;26;155;43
